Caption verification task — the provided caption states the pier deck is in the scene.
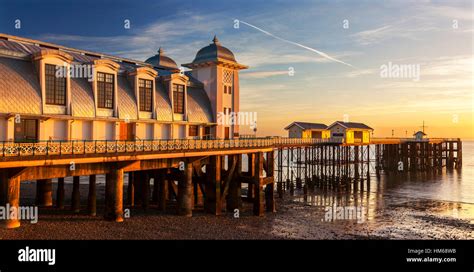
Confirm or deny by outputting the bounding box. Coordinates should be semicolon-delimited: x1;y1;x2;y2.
0;137;462;229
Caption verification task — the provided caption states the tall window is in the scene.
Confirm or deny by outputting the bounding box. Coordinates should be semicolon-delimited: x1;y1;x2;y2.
14;119;38;142
189;125;198;137
173;84;185;114
45;64;66;105
97;72;114;109
223;69;233;95
139;79;153;112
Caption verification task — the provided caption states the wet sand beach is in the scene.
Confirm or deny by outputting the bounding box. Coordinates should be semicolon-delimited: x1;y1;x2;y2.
0;181;472;240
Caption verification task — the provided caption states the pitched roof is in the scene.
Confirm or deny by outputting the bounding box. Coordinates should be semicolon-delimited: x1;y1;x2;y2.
285;122;327;130
187;87;214;123
117;75;138;120
0;33;215;124
0;33;151;69
328;121;373;130
155;82;173;122
0;57;42;114
413;131;427;136
70;77;95;118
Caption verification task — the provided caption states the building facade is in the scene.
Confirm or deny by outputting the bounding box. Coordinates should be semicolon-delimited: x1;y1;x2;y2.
284;122;330;139
0;34;247;142
327;121;373;144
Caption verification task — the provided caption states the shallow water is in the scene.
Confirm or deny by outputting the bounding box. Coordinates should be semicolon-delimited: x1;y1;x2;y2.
292;141;474;223
22;141;473;223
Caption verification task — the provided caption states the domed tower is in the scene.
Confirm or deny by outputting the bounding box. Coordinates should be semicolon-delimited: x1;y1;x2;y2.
183;36;248;139
145;47;180;73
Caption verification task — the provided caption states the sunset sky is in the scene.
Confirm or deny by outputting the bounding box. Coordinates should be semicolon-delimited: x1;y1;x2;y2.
1;0;472;139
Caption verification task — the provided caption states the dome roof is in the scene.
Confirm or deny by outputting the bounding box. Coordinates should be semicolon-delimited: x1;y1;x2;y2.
145;48;179;71
191;36;237;64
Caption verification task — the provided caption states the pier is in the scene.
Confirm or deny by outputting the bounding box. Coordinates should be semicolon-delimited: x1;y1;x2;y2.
0;137;462;228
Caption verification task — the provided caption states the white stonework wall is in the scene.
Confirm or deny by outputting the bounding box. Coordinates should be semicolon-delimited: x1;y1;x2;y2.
0;118;6;141
288;126;302;138
145;123;154;140
39;119;68;140
172;124;186;139
82;121;93;140
158;124;170;139
329;124;347;142
93;121;115;140
135;122;154;140
70;120;93;140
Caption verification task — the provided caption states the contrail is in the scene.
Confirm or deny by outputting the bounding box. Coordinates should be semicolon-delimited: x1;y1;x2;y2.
238;20;354;68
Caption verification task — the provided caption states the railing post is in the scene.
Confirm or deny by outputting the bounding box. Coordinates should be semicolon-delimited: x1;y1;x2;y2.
59;141;62;155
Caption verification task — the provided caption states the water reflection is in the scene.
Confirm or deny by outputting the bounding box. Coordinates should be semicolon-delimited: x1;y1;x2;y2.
293;167;474;223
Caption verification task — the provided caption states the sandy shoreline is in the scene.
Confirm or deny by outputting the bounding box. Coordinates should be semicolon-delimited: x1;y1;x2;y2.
0;182;473;240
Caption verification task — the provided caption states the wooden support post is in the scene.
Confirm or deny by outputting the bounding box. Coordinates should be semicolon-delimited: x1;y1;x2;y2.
403;144;409;172
265;151;276;213
56;177;65;209
133;171;143;206
227;155;242;211
152;171;159;204
1;175;21;229
366;145;370;181
253;152;265;216
88;175;97;216
104;167;124;222
205;155;222;215
142;171;150;210
0;174;5;205
36;179;53;207
289;148;294;193
277;148;283;198
158;174;168;211
448;141;454;169
127;172;135;206
375;144;380;177
71;176;81;213
354;146;359;179
178;161;193;216
456;140;462;169
332;145;336;182
247;153;255;199
296;148;302;189
286;148;291;191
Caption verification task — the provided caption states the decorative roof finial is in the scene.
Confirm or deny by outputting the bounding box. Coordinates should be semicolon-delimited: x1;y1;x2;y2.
213;35;220;45
158;47;164;55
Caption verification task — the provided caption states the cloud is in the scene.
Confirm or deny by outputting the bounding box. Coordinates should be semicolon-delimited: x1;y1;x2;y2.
237;20;355;68
419;5;474;21
240;70;290;79
35;13;224;64
351;25;394;45
350;23;441;45
421;55;473;76
345;69;376;78
351;2;473;46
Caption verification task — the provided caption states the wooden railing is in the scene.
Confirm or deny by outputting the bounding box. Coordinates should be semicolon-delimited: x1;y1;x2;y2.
0;138;343;157
370;137;460;144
